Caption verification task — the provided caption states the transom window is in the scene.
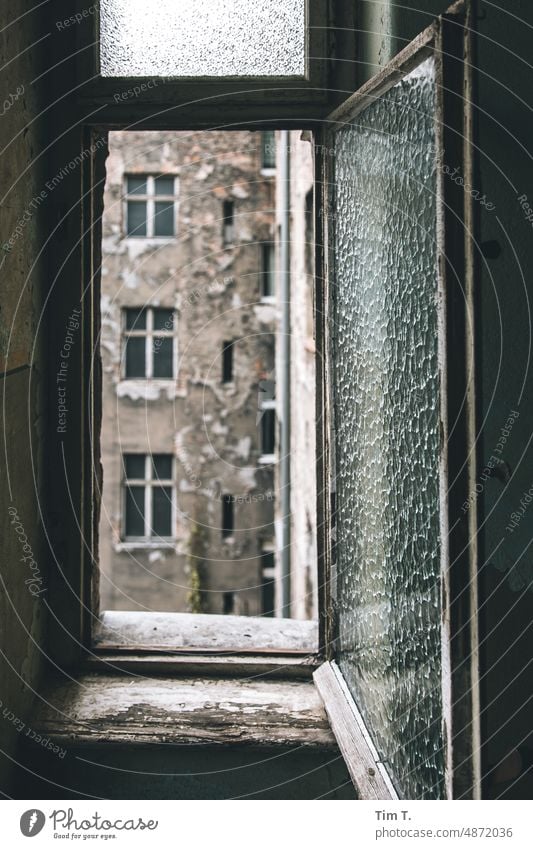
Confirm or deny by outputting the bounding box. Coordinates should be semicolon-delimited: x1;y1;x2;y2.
122;307;176;379
123;453;174;541
125;174;178;238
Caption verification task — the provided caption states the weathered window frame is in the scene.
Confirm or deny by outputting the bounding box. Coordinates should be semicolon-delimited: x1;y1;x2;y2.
313;0;479;800
121;453;175;544
122;306;177;380
123;174;179;239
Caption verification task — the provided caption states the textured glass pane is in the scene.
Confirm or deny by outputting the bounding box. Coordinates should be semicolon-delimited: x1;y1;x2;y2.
332;58;442;799
125;486;145;537
153;308;174;331
152;486;172;537
125;336;146;378
152;337;173;378
152;454;172;481
100;0;305;78
125;307;146;330
154;201;174;237
127;201;147;236
154;176;175;196
127;176;147;196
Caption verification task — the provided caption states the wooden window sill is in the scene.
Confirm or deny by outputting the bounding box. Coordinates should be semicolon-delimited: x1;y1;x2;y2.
93;611;318;655
31;673;336;750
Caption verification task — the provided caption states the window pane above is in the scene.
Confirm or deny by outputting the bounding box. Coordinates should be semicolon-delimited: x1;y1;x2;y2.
127;176;147;195
124;454;145;480
152;308;174;331
152;455;172;480
125;307;146;330
99;0;306;79
154;176;175;196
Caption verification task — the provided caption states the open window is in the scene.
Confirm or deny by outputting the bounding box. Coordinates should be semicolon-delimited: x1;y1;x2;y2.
46;0;479;800
313;2;477;800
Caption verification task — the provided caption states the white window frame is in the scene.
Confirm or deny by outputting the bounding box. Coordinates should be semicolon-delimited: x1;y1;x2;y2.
122;453;175;545
124;174;179;239
122;306;178;380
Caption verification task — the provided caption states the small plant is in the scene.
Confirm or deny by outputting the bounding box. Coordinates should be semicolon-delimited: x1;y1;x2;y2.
186;521;206;613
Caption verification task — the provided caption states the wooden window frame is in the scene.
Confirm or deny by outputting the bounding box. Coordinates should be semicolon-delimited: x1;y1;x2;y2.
70;0;352;128
313;0;478;800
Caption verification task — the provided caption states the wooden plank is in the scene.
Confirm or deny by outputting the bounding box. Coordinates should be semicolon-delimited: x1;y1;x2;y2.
33;673;337;749
313;662;398;799
93;611;318;654
84;652;319;680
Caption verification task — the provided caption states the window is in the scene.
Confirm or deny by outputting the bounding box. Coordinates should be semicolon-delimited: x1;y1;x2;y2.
260;242;275;300
260;549;275;616
122;307;176;379
123;454;174;541
222;340;234;383
223;592;235;615
125;174;178;238
221;494;234;539
222;199;234;245
261;131;276;170
260;406;276;458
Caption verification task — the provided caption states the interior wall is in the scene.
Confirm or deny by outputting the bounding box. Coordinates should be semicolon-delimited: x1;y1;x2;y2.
0;1;50;793
474;0;533;783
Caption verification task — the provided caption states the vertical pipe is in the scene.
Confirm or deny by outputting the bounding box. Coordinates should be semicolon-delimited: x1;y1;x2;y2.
279;130;291;616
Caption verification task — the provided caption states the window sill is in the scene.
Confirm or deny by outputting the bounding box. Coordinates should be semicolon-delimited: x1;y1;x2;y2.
260;168;276;177
93;610;318;654
124;237;175;244
258;454;277;465
115;540;176;552
31;672;336;750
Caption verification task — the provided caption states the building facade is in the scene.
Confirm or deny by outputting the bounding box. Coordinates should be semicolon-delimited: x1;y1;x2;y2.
99;130;279;615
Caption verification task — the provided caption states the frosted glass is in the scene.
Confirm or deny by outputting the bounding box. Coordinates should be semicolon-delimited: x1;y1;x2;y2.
100;0;305;78
332;58;443;799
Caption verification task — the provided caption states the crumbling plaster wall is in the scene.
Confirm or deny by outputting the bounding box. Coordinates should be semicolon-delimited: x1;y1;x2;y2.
99;131;276;614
